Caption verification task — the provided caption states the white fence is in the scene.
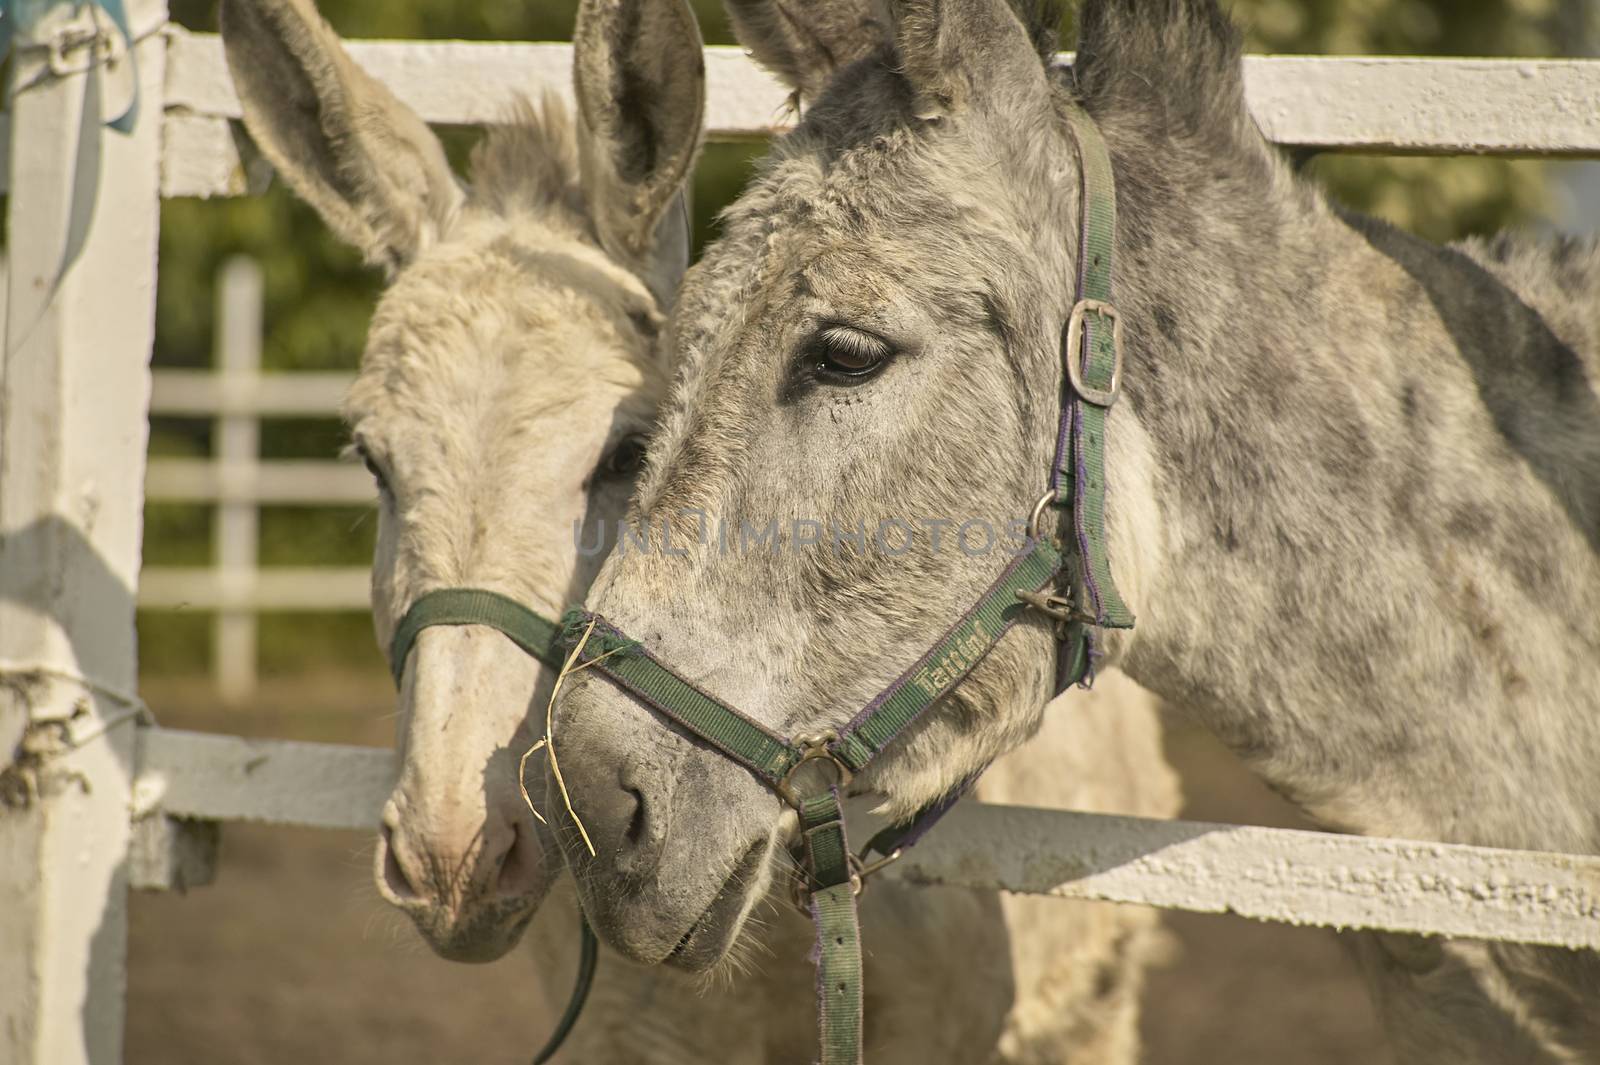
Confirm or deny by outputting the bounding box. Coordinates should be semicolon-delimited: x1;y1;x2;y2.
141;256;368;700
4;9;1600;1064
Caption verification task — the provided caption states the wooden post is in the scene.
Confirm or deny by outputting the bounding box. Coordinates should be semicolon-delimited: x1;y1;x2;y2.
214;257;261;703
0;1;168;1062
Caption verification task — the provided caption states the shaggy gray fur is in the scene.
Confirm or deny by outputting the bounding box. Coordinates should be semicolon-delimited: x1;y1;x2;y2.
552;0;1600;1058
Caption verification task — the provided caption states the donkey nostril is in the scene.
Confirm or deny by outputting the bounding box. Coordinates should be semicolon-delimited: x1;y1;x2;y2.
494;821;545;898
379;824;421;902
623;787;648;845
578;759;667;870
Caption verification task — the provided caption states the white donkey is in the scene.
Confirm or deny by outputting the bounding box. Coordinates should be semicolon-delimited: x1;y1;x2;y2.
221;0;1176;1060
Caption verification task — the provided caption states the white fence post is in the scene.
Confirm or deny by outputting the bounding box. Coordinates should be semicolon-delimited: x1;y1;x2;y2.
0;2;167;1063
214;257;262;702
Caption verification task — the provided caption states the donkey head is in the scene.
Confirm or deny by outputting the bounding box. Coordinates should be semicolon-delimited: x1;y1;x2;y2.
540;0;1075;972
220;0;704;961
543;0;1182;969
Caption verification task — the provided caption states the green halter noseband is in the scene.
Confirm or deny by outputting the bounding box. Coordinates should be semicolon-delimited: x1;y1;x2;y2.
389;588;567;685
387;587;597;1065
386;94;1133;1065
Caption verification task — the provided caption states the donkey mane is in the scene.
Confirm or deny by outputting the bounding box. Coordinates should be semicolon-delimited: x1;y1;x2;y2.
466;94;586;225
1072;0;1246;139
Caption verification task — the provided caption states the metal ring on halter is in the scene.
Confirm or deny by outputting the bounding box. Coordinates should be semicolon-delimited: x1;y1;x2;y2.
787;849;895;913
1028;490;1059;543
1022;492;1093;637
775;729;853;810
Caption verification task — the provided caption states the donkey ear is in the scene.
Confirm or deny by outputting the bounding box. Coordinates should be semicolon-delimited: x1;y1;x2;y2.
723;0;887;101
220;0;463;274
573;0;705;305
885;0;1051;119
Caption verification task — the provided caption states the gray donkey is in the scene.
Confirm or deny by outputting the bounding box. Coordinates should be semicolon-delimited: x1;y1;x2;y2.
221;0;1176;1059
551;0;1600;1060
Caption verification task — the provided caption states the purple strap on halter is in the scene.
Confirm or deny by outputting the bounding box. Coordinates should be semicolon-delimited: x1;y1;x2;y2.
863;765;988;858
894;768;985;850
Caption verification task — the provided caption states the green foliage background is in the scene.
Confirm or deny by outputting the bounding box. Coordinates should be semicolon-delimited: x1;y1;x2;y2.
140;0;1581;681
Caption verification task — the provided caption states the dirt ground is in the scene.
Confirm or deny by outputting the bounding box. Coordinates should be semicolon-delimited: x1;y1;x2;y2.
127;675;1392;1064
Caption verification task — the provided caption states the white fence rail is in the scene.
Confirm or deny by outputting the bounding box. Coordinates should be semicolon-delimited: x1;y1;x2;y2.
140;257;368;699
132;728;1600;950
5;20;1600;1065
152;36;1600;198
7;32;1600;199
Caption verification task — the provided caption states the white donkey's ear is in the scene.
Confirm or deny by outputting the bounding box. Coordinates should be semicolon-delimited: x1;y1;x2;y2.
723;0;886;101
573;0;705;305
220;0;463;274
886;0;1052;120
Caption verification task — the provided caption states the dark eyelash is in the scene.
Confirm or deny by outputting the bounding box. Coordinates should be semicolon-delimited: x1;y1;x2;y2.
816;325;889;362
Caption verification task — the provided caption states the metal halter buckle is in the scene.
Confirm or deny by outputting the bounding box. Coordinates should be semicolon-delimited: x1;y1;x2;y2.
775;729;853;811
787;847;904;913
1065;299;1124;407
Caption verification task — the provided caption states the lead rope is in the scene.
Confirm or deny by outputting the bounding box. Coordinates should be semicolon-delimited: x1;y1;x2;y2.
530;920;599;1065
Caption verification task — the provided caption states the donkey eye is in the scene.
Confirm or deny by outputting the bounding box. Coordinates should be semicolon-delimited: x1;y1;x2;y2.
811;325;892;379
354;444;391;496
628;309;660;339
602;436;648;479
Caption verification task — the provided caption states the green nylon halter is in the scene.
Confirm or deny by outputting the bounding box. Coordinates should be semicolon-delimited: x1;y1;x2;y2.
1054;102;1137;672
552;97;1133;1065
387;587;597;1065
389;587;566;685
384;93;1132;1065
563;538;1063;1064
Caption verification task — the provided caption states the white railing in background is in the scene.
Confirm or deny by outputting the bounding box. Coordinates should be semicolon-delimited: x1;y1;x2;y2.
140;256;368;700
4;20;1600;1065
146;35;1600;199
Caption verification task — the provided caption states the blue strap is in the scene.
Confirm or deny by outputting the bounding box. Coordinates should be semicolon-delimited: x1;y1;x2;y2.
96;0;139;132
2;0;141;132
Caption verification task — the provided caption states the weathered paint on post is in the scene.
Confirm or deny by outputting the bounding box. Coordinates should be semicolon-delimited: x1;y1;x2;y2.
0;1;168;1061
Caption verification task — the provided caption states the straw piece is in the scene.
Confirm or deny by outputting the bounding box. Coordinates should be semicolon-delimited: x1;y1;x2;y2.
516;618;636;857
516;738;549;825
